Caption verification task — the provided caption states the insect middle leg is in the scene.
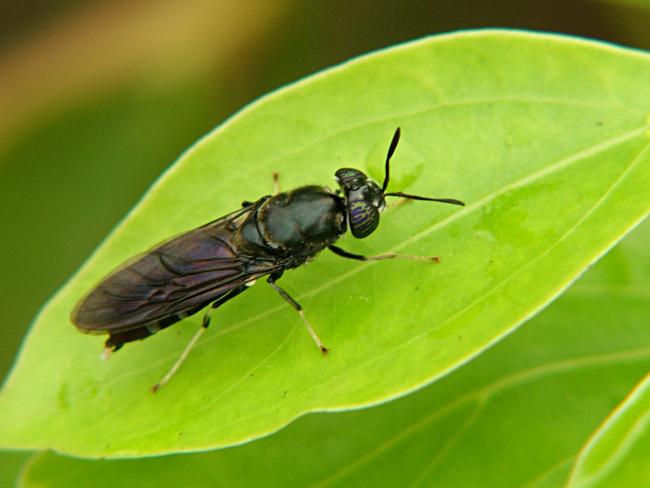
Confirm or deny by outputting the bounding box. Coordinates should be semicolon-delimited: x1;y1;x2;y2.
328;244;440;263
267;272;329;355
151;286;248;393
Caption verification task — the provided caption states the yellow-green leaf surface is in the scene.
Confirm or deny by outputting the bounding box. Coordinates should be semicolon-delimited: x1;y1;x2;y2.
18;219;650;487
1;30;650;457
569;374;650;487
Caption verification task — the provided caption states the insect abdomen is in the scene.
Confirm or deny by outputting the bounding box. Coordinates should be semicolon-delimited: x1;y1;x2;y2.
104;305;206;351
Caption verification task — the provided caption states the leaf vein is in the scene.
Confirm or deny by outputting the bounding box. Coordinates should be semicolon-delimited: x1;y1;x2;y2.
68;126;647;395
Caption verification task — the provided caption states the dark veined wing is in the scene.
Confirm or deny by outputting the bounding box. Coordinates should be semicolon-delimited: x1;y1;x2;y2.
71;200;280;334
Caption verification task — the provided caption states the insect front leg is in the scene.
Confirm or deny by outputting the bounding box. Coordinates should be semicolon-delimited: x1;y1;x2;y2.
328;244;440;263
267;272;329;355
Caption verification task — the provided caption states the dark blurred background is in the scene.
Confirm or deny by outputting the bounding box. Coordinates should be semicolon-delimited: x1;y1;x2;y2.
1;0;649;385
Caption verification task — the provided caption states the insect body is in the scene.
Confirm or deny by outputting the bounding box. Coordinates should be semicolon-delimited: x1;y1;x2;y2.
71;128;464;391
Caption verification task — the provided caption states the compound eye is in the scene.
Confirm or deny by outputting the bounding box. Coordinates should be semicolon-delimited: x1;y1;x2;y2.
347;189;380;238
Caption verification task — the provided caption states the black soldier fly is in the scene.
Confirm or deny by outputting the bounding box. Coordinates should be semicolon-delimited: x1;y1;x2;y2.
71;128;464;392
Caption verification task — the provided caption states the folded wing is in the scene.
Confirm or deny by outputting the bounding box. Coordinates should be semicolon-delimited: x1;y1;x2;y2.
72;203;280;334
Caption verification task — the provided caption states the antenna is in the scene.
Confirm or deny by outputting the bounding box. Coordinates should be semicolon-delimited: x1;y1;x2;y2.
381;127;465;207
384;192;465;206
382;127;401;192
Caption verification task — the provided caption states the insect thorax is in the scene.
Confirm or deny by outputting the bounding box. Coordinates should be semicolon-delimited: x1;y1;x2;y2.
249;185;346;257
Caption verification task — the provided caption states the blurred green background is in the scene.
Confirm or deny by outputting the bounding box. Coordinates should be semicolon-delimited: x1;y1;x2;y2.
1;0;650;395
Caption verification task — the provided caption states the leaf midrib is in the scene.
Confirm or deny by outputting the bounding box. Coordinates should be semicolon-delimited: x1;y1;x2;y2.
56;125;648;399
96;128;650;456
194;132;648;446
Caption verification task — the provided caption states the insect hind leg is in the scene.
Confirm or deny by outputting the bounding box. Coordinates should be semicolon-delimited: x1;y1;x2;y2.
151;317;209;393
151;286;249;393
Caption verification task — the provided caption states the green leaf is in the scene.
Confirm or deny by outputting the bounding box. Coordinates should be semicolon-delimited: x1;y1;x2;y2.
564;215;650;488
569;373;650;487
1;30;650;457
17;219;650;487
0;451;31;488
